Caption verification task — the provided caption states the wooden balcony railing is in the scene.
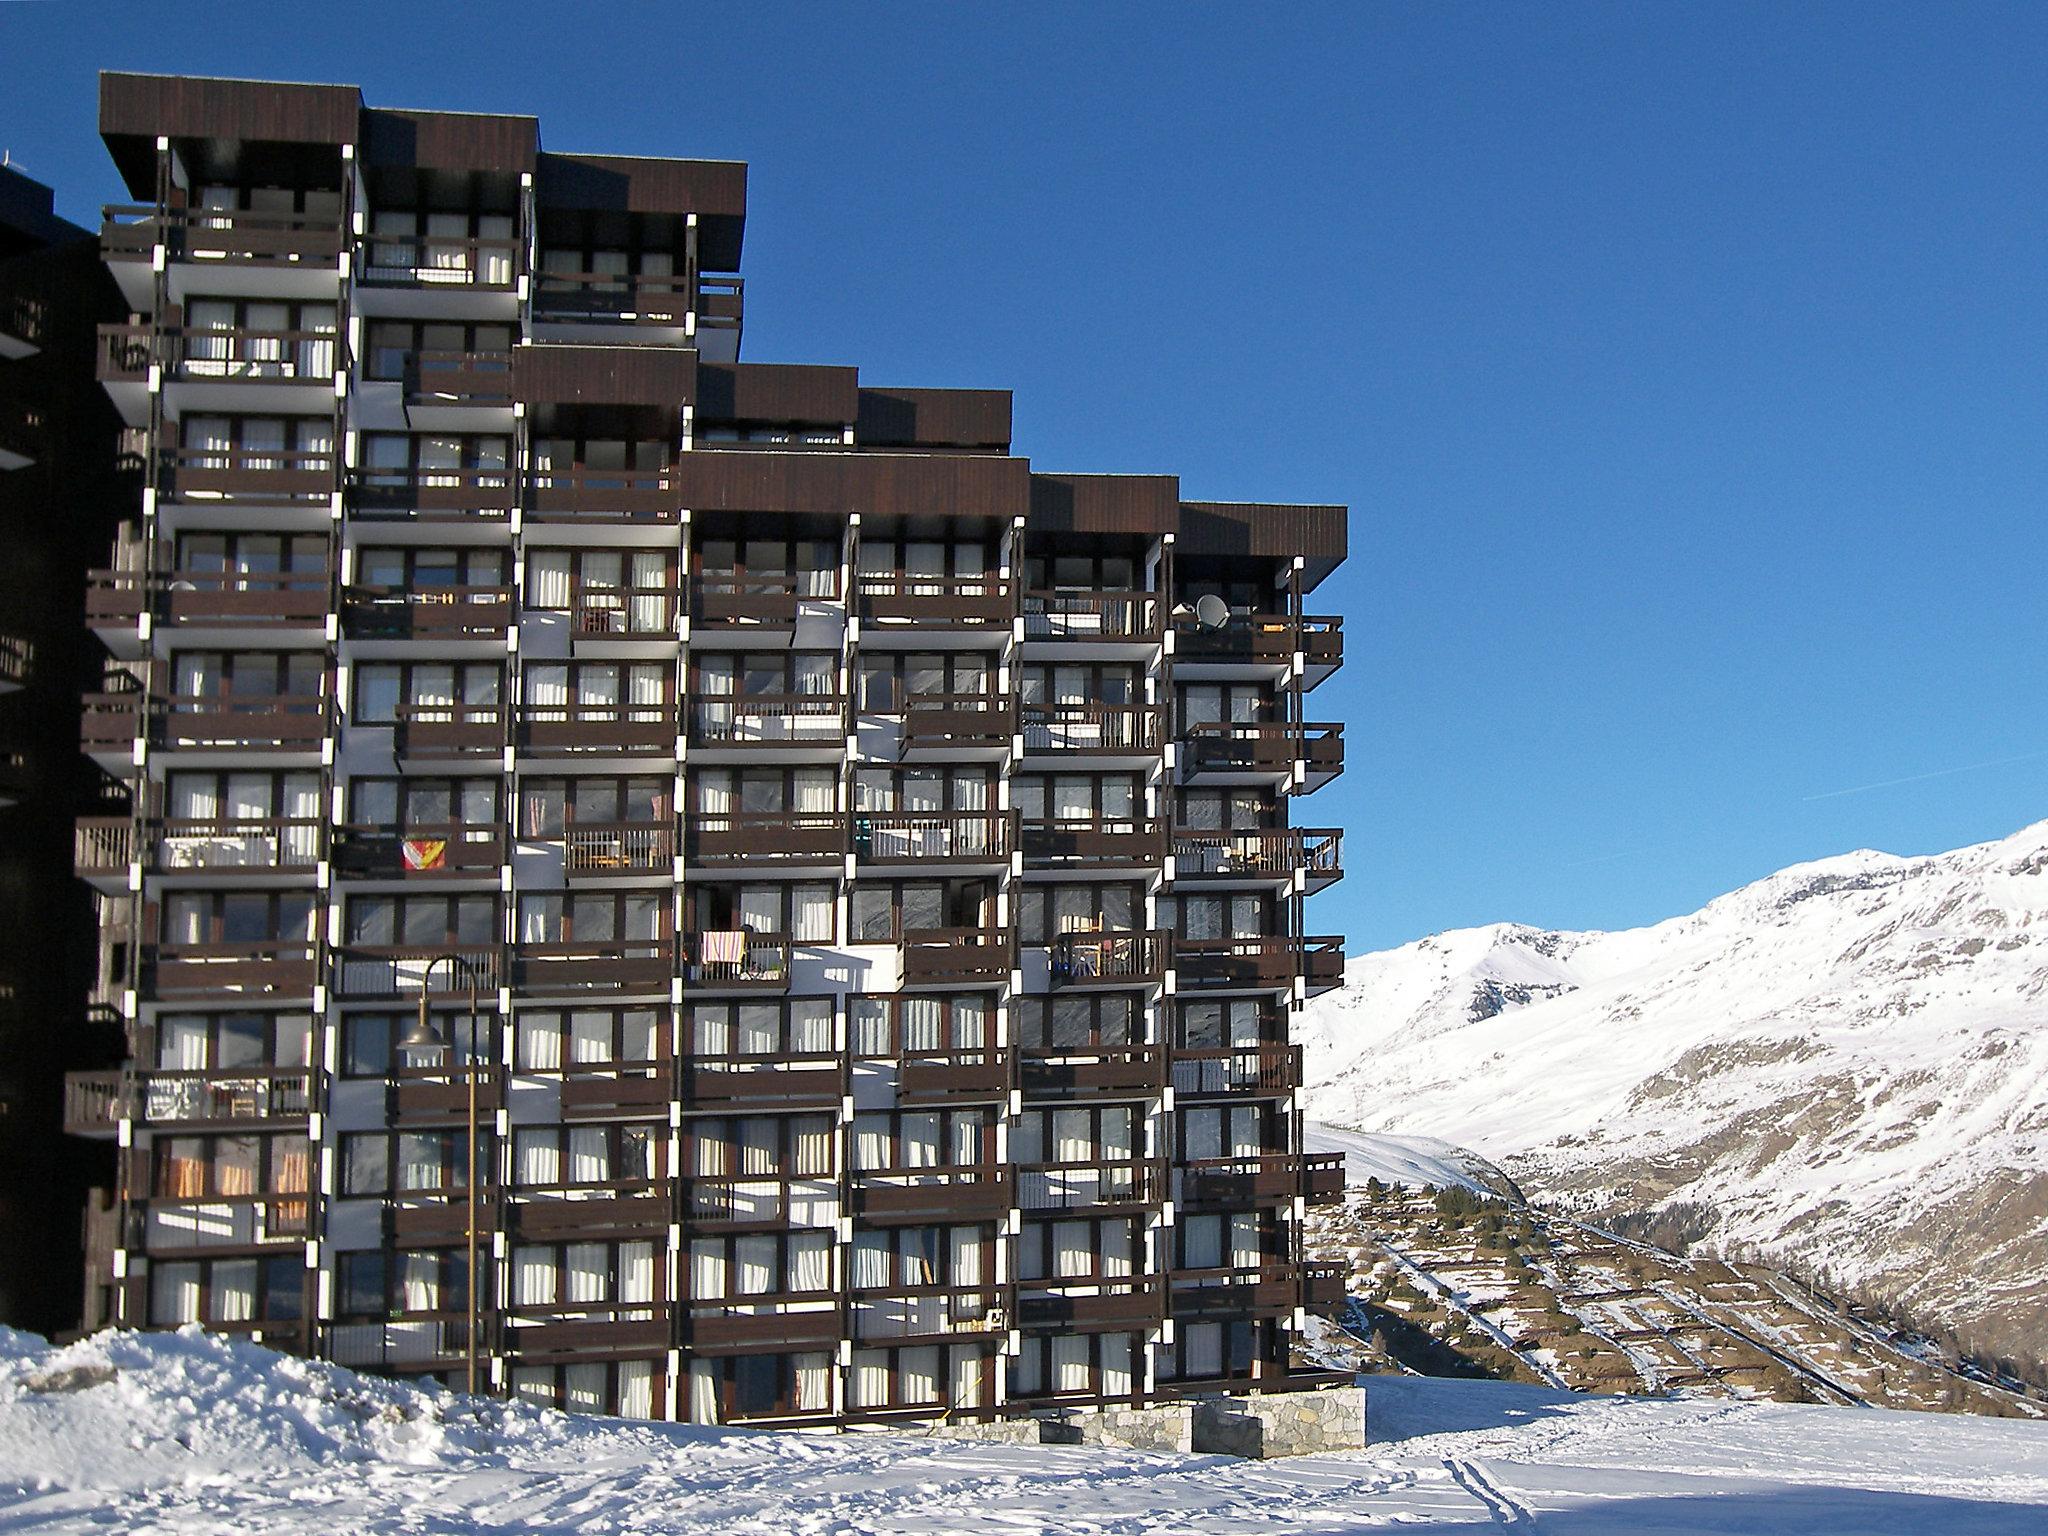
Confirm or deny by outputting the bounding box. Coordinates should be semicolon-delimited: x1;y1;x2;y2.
508;1183;670;1239
1303;1261;1349;1307
148;941;319;998
690;694;848;746
402;349;515;406
0;286;48;351
518;701;675;754
682;1174;831;1229
900;926;1012;985
74;816;134;875
573;584;678;639
157;326;340;384
153;816;324;872
360;235;521;289
900;693;1015;752
897;1049;1013;1103
684;931;792;988
161;695;327;750
63;1071;127;1136
682;1053;844;1108
1167;1264;1305;1318
162;448;335;503
90;1068;314;1131
1019;817;1165;867
1017;1158;1165;1213
390;1068;505;1123
331;823;505;878
516;938;674;992
1022;590;1160;641
1015;1274;1166;1331
694;570;840;625
698;273;744;329
854;810;1012;862
688;811;846;863
326;1317;486;1372
687;1297;840;1354
96;324;152;381
1018;1045;1168;1097
394;702;506;759
1021;704;1162;755
346;468;516;519
555;1065;672;1120
1169;1045;1303;1097
1172;611;1299;663
80;690;145;749
850;1284;1008;1342
1299;615;1342;668
1171;827;1342;880
857;575;1014;628
1181;1153;1347;1206
1050;929;1168;987
104;204;345;266
531;269;692;324
563;821;674;876
341;585;512;640
851;1163;1014;1223
1171;936;1314;990
86;568;330;629
527;465;680;521
336;944;503;998
502;1304;672;1361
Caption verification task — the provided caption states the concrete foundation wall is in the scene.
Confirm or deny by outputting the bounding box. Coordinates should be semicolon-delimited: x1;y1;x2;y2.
938;1386;1364;1460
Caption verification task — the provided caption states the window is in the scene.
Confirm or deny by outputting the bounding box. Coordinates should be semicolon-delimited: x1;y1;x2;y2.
358;432;511;487
351;661;500;725
849;1109;990;1171
857;538;994;590
154;1012;311;1072
518;661;670;720
361;320;512;379
1014;994;1143;1050
334;1248;472;1320
688;1000;834;1059
1023;552;1138;590
1016;1217;1137;1281
851;767;991;814
148;1254;302;1327
1177;1211;1269;1272
346;776;500;832
1016;883;1142;945
847;879;995;942
1176;682;1272;730
178;413;334;468
512;1124;659;1187
1013;1105;1136;1164
153;1132;309;1200
509;1240;657;1309
352;546;507;590
858;652;989;713
849;994;991;1055
1178;1104;1270;1162
686;884;835;943
1158;893;1273;942
1008;1331;1137;1400
687;1231;833;1299
696;535;839;599
345;894;498;947
1176;788;1277;832
168;650;323;703
516;892;667;946
160;892;317;946
1176;1000;1273;1049
1013;773;1139;823
1020;663;1138;707
515;1007;665;1071
514;1358;660;1419
692;767;838;818
173;531;327;583
687;1115;836;1178
850;1224;991;1289
518;777;670;839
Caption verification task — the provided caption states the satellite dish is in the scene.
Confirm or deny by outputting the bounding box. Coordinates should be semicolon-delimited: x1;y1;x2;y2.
1194;594;1231;631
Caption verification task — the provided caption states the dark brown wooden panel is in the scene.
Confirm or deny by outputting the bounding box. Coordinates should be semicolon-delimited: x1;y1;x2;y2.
512;344;696;407
858;388;1012;451
538;153;747;269
1028;473;1180;535
698;363;857;425
1177;501;1348;562
362;108;538;176
675;451;1029;521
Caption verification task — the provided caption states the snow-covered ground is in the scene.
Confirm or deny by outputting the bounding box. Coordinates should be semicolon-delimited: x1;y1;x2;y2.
3;1327;2045;1533
1303;1123;1511;1195
1299;820;2048;1360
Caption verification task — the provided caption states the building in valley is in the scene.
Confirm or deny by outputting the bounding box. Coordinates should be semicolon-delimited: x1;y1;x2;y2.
64;71;1351;1425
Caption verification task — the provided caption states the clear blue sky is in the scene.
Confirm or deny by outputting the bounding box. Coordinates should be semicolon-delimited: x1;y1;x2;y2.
6;2;2046;952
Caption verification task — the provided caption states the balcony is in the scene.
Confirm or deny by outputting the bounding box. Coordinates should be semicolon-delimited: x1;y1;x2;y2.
531;270;691;327
153;817;325;875
688;811;845;865
147;941;318;999
64;1068;311;1138
510;1184;671;1240
161;447;335;505
563;821;674;878
686;1297;840;1355
160;695;328;753
897;1049;1013;1104
102;204;344;268
1168;1264;1306;1320
503;1304;672;1362
1019;817;1165;869
335;944;503;998
1017;1158;1165;1214
341;585;512;642
1173;936;1345;993
1049;930;1168;988
517;701;676;756
694;571;840;628
403;350;515;423
899;694;1015;756
1169;1045;1303;1098
1171;828;1342;889
0;285;47;356
73;816;133;884
346;468;516;522
151;325;340;403
1180;1153;1347;1208
1021;591;1160;644
854;810;1012;865
331;824;506;879
1180;722;1344;788
1303;1261;1348;1308
900;927;1012;986
690;694;848;751
1021;704;1162;759
857;575;1014;632
86;568;330;637
527;466;680;524
394;703;506;762
81;690;146;756
698;273;744;352
684;931;791;990
1171;611;1300;667
851;1284;1008;1344
142;1193;312;1249
389;1065;505;1123
682;1053;843;1109
683;1175;835;1231
515;938;674;994
1019;1045;1169;1098
1015;1274;1166;1332
850;1164;1013;1225
359;235;521;291
326;1317;483;1373
559;1067;673;1120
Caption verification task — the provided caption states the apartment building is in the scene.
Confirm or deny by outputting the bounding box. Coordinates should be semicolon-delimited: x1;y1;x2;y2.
64;72;1351;1427
0;162;126;1335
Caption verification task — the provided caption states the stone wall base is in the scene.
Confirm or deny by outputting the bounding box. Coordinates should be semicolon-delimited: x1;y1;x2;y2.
936;1385;1365;1459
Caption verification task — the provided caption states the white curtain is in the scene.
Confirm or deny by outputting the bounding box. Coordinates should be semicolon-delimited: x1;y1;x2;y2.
570;1011;611;1064
793;885;834;943
688;1360;721;1425
1054;1221;1091;1278
737;1005;776;1057
213;1259;257;1323
565;1243;607;1304
736;1235;775;1296
949;1348;984;1414
1053;1110;1091;1163
151;1263;201;1325
528;551;571;610
1100;1333;1134;1398
568;1128;607;1184
1231;1213;1263;1270
794;1354;830;1413
1184;1214;1224;1271
901;1113;940;1169
158;1015;209;1070
853;1232;891;1289
900;1347;940;1405
853;1115;889;1171
518;1013;563;1072
1052;1334;1089;1393
692;1006;730;1058
790;999;832;1054
950;1225;983;1287
689;1239;727;1302
619;1243;655;1305
851;1351;889;1409
1103;1219;1134;1277
790;1232;831;1293
513;1247;555;1307
616;1360;654;1419
1103;1107;1135;1160
525;665;569;710
565;1363;605;1413
399;1252;439;1313
1185;1322;1224;1377
516;1133;561;1189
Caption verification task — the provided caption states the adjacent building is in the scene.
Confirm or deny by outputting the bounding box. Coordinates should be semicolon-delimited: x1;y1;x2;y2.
64;71;1351;1426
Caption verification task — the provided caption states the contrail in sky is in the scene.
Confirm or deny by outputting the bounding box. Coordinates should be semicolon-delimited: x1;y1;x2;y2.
1802;750;2048;803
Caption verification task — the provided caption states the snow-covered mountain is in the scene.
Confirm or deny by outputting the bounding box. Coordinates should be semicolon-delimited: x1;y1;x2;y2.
1300;821;2048;1365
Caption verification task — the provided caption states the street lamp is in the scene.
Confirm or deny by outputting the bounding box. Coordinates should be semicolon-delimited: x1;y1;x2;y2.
397;952;487;1397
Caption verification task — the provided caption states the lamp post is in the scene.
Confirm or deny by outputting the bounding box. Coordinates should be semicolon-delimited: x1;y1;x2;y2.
397;952;485;1397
